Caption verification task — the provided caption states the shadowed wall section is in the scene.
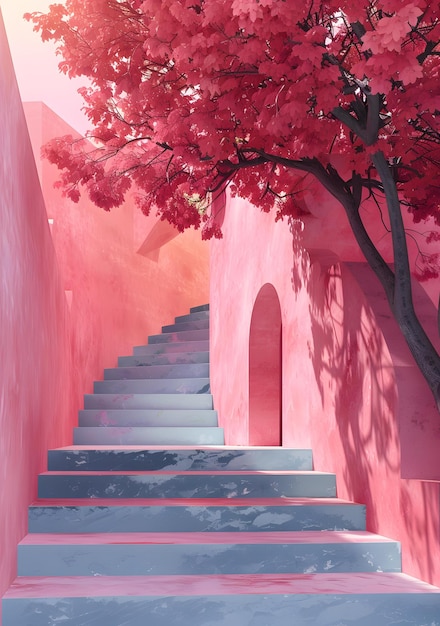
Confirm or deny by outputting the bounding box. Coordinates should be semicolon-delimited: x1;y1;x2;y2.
249;284;282;446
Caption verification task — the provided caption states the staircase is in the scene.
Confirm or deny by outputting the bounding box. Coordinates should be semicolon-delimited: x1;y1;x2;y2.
3;304;440;625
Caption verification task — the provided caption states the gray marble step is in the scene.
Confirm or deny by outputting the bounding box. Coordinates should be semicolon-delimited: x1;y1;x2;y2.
104;362;209;380
84;393;214;410
118;351;210;367
78;409;218;428
5;577;440;626
133;340;209;356
73;426;224;445
162;319;209;333
38;471;336;500
190;304;209;313
148;328;209;344
17;531;401;576
94;378;210;395
28;498;366;533
47;447;314;472
175;311;209;323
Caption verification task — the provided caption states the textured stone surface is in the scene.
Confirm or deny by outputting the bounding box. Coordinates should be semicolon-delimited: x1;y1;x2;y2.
148;328;209;344
28;498;366;533
78;409;218;428
17;531;401;576
47;447;314;472
175;311;210;323
118;351;210;367
83;393;214;410
37;470;336;499
4;574;440;626
73;426;224;446
93;378;211;395
133;340;209;355
162;319;209;333
104;362;210;380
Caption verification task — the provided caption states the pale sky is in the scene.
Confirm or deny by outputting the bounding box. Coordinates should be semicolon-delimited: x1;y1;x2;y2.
1;0;90;134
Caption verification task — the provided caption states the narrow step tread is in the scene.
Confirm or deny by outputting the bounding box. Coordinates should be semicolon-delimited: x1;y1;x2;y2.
83;394;214;410
19;530;397;546
47;446;313;471
5;572;439;598
162;319;209;333
73;426;224;446
93;378;211;395
104;362;209;380
148;328;209;344
78;409;218;428
118;352;210;367
133;340;209;355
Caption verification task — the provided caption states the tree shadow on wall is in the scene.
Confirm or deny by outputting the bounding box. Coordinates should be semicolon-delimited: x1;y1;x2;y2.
305;258;400;534
303;257;440;582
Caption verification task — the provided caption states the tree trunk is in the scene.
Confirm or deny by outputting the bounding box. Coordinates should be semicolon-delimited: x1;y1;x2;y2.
371;150;440;410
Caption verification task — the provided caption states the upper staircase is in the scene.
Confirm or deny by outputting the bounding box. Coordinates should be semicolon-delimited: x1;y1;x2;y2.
3;304;440;625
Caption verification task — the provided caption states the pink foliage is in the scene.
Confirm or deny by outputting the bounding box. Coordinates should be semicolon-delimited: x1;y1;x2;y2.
27;0;439;272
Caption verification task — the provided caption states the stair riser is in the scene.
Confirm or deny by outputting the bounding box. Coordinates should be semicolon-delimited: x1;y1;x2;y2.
162;319;209;333
47;448;314;472
190;304;209;313
18;541;401;576
83;393;214;410
38;473;336;500
5;593;440;626
104;363;209;380
94;378;210;395
78;409;218;428
148;329;209;344
28;504;366;533
133;340;209;355
73;426;224;446
118;352;210;367
175;311;209;323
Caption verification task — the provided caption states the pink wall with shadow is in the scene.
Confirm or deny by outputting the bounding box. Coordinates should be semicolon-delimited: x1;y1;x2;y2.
210;192;440;587
0;12;208;619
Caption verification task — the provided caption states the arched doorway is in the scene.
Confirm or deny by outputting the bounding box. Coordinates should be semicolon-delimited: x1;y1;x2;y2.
249;284;282;445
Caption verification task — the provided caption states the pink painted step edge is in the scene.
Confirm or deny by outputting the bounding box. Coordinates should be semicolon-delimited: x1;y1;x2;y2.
54;445;307;450
5;573;439;598
19;530;396;546
31;497;358;507
39;470;329;476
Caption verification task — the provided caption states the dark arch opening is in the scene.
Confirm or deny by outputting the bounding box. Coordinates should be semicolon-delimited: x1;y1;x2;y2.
249;284;282;446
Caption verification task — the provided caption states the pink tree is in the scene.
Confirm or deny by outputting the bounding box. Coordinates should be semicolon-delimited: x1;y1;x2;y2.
28;0;440;407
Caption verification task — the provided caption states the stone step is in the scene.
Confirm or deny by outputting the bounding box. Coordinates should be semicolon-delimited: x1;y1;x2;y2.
104;362;209;380
94;378;210;395
175;311;210;323
162;319;209;333
28;497;366;533
37;471;336;500
148;328;209;344
118;351;210;367
190;304;209;313
78;409;219;428
84;393;214;410
47;447;314;472
133;340;209;355
73;426;224;446
17;530;401;576
5;573;440;626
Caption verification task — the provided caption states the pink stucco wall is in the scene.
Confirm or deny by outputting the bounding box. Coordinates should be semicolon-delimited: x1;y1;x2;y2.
210;192;440;587
0;12;209;618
